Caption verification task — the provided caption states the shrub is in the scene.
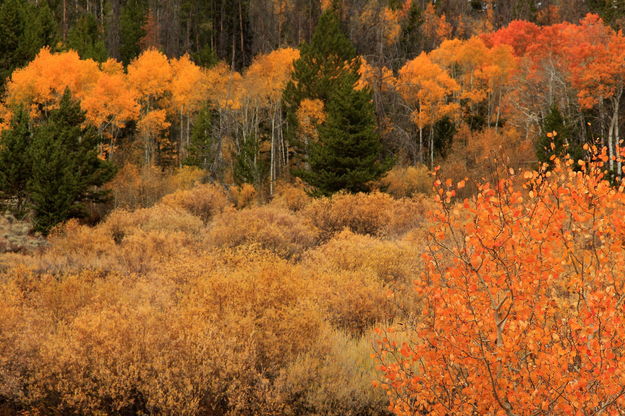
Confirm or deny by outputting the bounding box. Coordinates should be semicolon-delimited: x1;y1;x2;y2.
303;192;425;240
229;183;257;209
208;205;320;258
160;183;231;222
377;165;432;198
270;180;311;211
100;204;204;239
303;230;420;284
274;327;391;416
33;204;205;274
0;250;330;415
302;232;421;334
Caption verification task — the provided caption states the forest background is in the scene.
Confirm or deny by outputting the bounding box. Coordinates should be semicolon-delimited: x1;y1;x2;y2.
3;0;625;415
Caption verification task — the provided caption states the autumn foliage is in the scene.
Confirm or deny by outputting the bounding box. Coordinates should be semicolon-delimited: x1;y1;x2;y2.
5;4;625;416
0;178;432;415
376;149;625;415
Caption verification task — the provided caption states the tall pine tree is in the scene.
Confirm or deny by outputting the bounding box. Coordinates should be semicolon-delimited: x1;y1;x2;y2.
0;0;57;93
27;89;116;234
287;5;391;195
67;14;108;62
296;75;391;196
119;0;147;65
0;106;32;217
283;5;358;160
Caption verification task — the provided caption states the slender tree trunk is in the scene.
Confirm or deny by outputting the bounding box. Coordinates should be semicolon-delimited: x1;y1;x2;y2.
270;107;276;196
179;107;184;166
614;92;622;176
608;106;616;173
418;126;423;165
430;124;434;170
63;0;68;41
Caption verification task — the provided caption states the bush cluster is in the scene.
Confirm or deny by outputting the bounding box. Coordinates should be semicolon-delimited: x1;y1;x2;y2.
0;182;427;416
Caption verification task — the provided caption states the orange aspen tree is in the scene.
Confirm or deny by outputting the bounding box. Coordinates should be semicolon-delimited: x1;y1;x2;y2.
566;15;625;175
127;48;173;165
422;2;451;50
376;149;625;415
397;52;459;167
170;54;208;162
431;37;517;130
243;47;299;193
81;59;140;156
6;49;139;156
6;48;100;119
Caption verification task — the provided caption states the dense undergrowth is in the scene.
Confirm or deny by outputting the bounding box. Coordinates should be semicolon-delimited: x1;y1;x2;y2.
0;176;432;416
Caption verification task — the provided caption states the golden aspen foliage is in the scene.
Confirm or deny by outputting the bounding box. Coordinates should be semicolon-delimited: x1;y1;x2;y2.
7;48;100;119
295;98;326;140
244;47;300;106
397;52;460;131
169;54;208;115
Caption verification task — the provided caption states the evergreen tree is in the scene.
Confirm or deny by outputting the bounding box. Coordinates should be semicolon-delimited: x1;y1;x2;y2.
536;105;580;167
22;3;58;58
398;2;423;64
433;116;456;159
119;0;147;65
27;89;116;234
191;44;219;68
184;106;216;171
67;14;108;62
0;0;57;92
234;136;267;186
283;7;359;158
295;76;392;196
0;107;32;217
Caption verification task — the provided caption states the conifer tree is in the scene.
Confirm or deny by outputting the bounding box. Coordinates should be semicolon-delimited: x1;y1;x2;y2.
0;107;32;217
286;4;391;195
0;0;57;92
234;136;267;187
296;75;392;196
184;106;216;171
67;14;108;62
536;105;577;167
27;89;116;234
398;2;423;63
119;0;147;65
283;5;358;158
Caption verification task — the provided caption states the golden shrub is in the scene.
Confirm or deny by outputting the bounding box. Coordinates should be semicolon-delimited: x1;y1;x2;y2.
273;327;389;416
160;182;232;222
100;203;204;240
303;230;421;284
207;206;320;258
0;172;432;415
0;249;333;415
106;163;206;210
311;269;399;334
165;165;205;190
32;204;204;274
377;164;432;198
271;179;312;211
229;183;257;209
303;191;425;240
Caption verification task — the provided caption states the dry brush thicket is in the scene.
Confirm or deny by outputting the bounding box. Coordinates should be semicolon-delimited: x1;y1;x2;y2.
0;181;432;416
